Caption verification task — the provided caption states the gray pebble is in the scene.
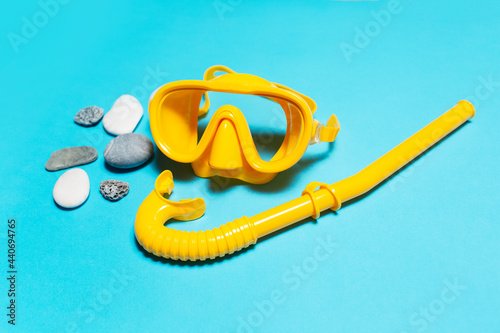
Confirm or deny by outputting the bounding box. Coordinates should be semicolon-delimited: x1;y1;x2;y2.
103;133;154;169
46;146;98;171
74;106;104;126
100;180;129;201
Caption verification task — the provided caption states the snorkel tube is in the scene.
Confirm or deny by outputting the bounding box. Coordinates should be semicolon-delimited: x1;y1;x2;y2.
135;101;475;261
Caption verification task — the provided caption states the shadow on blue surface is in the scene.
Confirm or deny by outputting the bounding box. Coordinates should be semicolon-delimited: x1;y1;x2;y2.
153;142;337;193
53;196;90;211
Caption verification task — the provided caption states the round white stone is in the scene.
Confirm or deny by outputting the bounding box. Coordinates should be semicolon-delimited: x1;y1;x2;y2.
103;94;143;136
53;168;90;208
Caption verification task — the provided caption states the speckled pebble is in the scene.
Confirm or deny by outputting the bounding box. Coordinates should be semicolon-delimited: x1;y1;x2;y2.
74;106;104;126
99;180;130;201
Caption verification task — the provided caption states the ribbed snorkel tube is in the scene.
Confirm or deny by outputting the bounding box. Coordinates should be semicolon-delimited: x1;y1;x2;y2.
135;190;258;261
135;101;475;261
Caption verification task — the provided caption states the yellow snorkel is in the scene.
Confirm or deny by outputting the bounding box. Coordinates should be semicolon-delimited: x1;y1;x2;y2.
135;100;475;261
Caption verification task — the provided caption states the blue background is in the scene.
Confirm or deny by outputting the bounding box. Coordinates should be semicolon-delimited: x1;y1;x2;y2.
1;0;499;332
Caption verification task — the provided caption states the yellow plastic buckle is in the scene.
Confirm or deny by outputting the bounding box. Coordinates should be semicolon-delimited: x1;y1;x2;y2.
302;181;342;219
310;114;340;145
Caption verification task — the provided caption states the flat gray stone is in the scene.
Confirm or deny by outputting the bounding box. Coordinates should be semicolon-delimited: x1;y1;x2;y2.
46;146;98;171
100;180;129;201
74;106;104;126
103;133;154;169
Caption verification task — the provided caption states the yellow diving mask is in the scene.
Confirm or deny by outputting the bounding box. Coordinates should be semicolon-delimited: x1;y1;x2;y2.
149;65;340;184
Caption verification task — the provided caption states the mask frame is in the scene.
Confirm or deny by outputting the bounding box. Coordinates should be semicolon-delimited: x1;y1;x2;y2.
149;65;339;184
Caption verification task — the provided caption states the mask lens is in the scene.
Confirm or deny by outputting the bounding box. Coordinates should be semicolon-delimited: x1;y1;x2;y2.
158;89;204;155
197;92;290;161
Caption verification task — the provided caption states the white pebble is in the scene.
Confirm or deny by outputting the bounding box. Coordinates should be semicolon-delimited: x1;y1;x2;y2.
53;168;90;208
103;94;143;135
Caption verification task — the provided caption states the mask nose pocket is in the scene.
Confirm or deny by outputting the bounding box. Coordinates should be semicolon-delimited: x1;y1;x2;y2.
208;119;244;171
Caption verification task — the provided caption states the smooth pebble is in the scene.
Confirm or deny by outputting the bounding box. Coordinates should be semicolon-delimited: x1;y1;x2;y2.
103;133;154;169
53;168;90;208
74;106;104;126
103;95;143;135
100;180;130;201
45;146;98;171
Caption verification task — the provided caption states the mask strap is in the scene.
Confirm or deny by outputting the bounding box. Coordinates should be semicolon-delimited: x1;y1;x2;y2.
199;65;236;116
269;84;339;145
